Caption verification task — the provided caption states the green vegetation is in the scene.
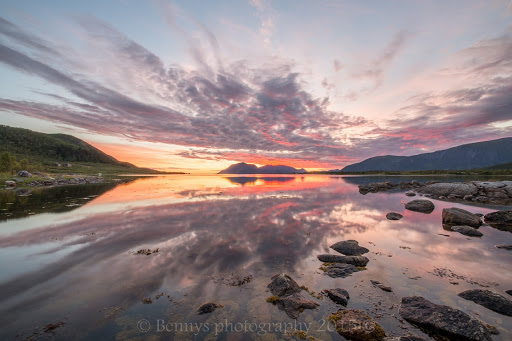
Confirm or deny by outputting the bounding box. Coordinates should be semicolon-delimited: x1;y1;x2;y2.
310;166;512;176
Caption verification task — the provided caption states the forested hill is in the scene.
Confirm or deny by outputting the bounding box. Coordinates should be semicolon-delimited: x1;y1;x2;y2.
0;125;135;166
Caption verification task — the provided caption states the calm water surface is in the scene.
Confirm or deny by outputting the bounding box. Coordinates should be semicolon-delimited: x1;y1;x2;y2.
0;175;511;340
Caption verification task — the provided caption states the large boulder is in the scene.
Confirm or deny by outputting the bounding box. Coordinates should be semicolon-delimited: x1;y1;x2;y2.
267;273;301;296
450;225;483;237
329;309;386;340
405;200;435;213
399;296;492;341
420;183;478;197
484;210;512;231
317;254;369;267
330;240;369;256
386;212;403;220
17;170;32;177
458;289;512;317
442;208;482;228
324;288;350;306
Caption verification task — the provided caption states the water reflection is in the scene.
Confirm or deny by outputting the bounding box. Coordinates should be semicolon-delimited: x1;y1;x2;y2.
0;175;510;340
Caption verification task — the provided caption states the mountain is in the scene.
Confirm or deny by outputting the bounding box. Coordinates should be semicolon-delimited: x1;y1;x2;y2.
219;162;306;174
342;137;512;172
0;125;159;172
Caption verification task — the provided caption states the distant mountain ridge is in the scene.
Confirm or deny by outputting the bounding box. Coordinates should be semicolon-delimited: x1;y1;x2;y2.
219;162;306;174
341;137;512;172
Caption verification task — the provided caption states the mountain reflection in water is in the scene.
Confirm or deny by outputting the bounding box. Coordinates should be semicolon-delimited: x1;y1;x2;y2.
0;175;510;340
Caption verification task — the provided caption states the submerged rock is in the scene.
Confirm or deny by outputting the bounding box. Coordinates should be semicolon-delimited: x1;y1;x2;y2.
458;289;512;317
399;296;492;341
405;191;416;197
404;200;435;213
324;288;350;306
317;254;369;267
383;336;426;341
370;280;393;292
386;212;403;220
484;210;512;231
496;245;512;250
330;240;369;256
450;225;483;237
442;208;482;228
266;273;319;319
329;309;386;340
321;263;359;278
506;290;512;296
197;302;222;315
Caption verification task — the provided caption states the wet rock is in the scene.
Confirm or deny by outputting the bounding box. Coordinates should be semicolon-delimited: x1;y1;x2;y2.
267;273;302;296
317;254;369;267
442;207;482;228
383;336;426;341
4;180;16;187
330;240;369;256
197;302;222;315
324;288;350;306
506;290;512;296
458;289;512;317
496;245;512;250
321;263;359;278
17;170;32;177
420;182;478;197
329;309;386;340
464;194;474;201
399;296;492;341
484;210;512;231
450;225;483;237
370;280;393;292
266;273;319;319
405;191;416;197
386;212;403;220
405;200;435;213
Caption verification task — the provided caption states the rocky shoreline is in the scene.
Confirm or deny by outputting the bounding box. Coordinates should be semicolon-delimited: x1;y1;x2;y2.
4;170;106;190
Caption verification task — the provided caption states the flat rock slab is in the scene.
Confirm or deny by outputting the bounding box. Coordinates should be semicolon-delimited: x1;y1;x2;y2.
322;263;359;278
383;336;427;341
371;280;393;292
197;302;222;315
458;289;512;317
484;210;512;231
405;191;416;196
405;200;435;213
442;207;482;227
324;288;350;306
330;309;386;340
330;240;369;256
386;212;403;220
496;245;512;250
267;273;302;296
451;225;483;237
317;254;369;267
399;296;492;341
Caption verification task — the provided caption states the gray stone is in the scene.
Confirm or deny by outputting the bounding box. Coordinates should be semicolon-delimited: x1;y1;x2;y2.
324;288;350;306
322;263;359;278
420;182;478;197
330;240;369;256
405;191;416;197
451;225;483;237
484;210;512;231
405;200;435;213
496;245;512;250
317;254;369;267
383;337;426;341
399;296;491;341
4;180;15;187
267;273;301;296
330;309;386;340
442;207;481;228
458;289;512;317
371;280;393;292
386;212;403;220
17;170;32;177
197;302;222;315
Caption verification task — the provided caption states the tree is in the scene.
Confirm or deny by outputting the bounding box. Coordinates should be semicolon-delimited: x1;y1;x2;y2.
19;158;29;170
0;152;17;172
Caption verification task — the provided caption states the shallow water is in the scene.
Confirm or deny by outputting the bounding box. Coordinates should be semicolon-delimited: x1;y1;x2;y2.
0;175;511;340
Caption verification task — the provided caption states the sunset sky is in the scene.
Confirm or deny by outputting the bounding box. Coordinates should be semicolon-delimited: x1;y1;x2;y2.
0;1;511;173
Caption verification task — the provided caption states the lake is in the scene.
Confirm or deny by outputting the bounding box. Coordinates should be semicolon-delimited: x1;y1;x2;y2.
0;175;511;340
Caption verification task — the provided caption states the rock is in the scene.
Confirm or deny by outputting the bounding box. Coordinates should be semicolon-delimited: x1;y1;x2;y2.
266;273;319;319
450;225;483;237
330;240;369;256
458;289;512;317
324;288;350;306
405;200;435;213
464;194;474;201
506;290;512;296
4;180;16;187
329;309;386;340
267;273;302;296
321;263;359;278
420;182;479;197
399;296;491;341
484;210;512;231
17;170;32;177
197;302;222;315
317;254;369;267
496;245;512;250
442;208;482;228
405;191;416;197
386;212;403;220
370;280;393;292
383;336;426;341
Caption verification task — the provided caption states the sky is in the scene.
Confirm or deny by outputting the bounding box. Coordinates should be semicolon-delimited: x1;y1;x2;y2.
0;0;511;173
